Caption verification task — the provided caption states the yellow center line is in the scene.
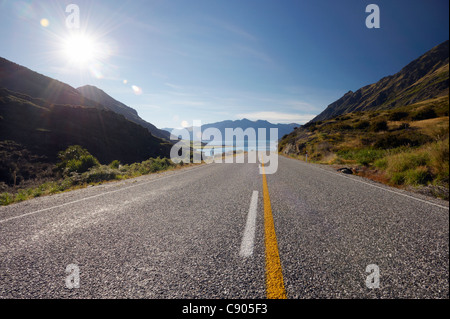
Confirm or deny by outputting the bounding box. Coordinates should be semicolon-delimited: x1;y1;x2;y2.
261;161;287;299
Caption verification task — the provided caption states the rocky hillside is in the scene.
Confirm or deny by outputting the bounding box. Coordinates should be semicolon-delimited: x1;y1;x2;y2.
0;87;172;165
279;40;449;198
312;40;449;122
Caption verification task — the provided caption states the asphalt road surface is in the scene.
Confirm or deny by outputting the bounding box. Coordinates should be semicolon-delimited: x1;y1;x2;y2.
0;154;448;298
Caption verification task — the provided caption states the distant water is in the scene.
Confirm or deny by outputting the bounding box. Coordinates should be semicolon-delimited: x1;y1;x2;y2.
196;140;277;156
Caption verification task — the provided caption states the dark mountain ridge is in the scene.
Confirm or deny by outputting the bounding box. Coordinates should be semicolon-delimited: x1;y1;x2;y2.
0;56;173;172
0;57;103;109
0;87;171;165
77;85;170;140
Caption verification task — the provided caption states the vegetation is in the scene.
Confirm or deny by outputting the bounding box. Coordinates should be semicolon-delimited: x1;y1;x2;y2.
0;145;183;206
57;145;100;174
280;96;449;199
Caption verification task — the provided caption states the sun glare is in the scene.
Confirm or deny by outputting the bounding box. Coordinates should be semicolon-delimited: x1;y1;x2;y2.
63;34;97;66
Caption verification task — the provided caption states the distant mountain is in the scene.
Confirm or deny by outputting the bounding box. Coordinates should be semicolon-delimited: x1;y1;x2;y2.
312;40;449;122
165;118;300;141
77;85;170;140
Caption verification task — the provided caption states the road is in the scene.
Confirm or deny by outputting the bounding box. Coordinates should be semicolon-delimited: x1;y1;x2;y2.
0;154;448;298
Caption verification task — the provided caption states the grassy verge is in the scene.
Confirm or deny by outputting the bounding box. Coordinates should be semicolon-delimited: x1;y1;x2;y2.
0;156;196;206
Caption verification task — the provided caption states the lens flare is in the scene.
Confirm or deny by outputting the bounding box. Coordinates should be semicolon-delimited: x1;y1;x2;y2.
132;85;143;95
40;18;49;27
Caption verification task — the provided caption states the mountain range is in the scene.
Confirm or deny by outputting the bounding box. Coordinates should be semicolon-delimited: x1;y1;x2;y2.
311;40;449;122
164;119;299;142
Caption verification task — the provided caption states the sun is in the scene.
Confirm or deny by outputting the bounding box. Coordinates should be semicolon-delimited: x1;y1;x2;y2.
63;34;98;66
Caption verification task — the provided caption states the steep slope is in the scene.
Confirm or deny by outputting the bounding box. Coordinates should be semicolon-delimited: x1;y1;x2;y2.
77;85;170;140
0;57;103;109
0;88;172;165
312;40;449;122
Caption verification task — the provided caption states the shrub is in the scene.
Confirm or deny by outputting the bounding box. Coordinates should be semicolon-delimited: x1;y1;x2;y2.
82;166;119;183
370;120;388;132
14;190;28;202
58;145;90;162
66;155;99;174
391;172;406;185
0;192;13;206
109;160;121;169
355;149;385;166
337;148;384;166
374;157;388;169
373;131;429;149
336;124;353;131
386;152;429;174
427;138;449;184
354;120;370;130
57;145;100;174
404;166;432;185
389;111;409;121
411;107;437;121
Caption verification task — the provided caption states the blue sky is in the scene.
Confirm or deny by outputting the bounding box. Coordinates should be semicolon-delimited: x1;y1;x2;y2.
0;0;448;129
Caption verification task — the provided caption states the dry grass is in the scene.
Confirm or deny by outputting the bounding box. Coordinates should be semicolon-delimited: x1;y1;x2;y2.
281;96;449;198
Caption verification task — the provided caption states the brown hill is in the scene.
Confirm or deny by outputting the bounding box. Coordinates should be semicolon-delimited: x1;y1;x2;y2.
312;40;449;122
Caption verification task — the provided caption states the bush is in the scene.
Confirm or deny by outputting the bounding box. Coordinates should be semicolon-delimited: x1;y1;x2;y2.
386;152;429;174
14;190;28;202
373;130;428;149
382;148;433;186
336;124;353;131
57;145;100;174
137;157;174;175
337;148;384;166
354;120;370;130
428;138;449;184
58;145;90;162
109;160;121;169
389;111;409;121
404;166;432;185
66;155;99;174
391;172;406;185
370;120;388;132
411;107;437;121
0;192;13;206
81;166;119;183
374;157;388;169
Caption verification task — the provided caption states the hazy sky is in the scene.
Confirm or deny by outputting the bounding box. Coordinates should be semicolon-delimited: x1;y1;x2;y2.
0;0;448;128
